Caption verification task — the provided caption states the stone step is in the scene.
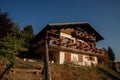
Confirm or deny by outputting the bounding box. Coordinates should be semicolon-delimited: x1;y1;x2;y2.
4;68;44;80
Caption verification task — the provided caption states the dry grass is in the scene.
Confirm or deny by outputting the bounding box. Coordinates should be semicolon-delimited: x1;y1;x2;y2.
1;57;120;80
51;64;120;80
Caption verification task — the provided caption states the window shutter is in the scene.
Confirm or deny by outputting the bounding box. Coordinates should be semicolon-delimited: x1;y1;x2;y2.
78;54;83;62
65;53;71;61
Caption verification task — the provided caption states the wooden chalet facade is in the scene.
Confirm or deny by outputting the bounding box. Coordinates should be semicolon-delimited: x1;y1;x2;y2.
30;22;106;66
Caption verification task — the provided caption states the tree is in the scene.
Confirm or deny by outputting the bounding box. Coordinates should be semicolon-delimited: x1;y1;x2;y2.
0;11;15;62
23;25;33;34
106;46;116;69
15;25;35;58
0;36;17;63
11;23;20;33
0;11;35;79
21;25;34;48
0;11;35;61
0;11;14;38
107;46;115;62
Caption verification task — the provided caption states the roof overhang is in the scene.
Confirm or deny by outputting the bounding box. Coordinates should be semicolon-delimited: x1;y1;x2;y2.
30;22;104;44
48;22;104;41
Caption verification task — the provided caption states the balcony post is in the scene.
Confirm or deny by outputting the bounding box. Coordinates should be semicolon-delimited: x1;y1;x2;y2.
44;33;52;80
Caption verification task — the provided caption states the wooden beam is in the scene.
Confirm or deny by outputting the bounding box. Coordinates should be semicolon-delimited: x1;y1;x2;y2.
44;39;52;80
48;45;104;57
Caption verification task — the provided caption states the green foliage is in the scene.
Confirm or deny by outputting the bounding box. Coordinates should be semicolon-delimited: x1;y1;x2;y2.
0;36;18;62
0;11;35;63
23;25;33;34
0;11;15;62
11;23;20;33
21;25;34;48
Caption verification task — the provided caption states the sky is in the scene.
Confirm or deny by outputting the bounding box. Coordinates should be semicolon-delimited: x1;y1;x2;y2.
0;0;120;61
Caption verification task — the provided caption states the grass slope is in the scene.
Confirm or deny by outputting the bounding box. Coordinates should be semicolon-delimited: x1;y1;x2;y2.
0;57;120;80
51;64;120;80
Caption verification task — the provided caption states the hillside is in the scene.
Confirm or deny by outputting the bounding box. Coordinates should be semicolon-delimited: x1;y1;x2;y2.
0;57;120;80
51;64;120;80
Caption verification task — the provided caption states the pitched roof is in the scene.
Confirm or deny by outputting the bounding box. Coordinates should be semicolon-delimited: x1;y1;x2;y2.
30;22;104;44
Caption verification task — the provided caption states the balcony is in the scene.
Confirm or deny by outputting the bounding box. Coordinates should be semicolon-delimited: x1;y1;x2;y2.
72;30;96;42
49;37;106;57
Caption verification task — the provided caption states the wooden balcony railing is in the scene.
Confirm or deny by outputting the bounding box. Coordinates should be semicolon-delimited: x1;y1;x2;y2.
49;37;106;57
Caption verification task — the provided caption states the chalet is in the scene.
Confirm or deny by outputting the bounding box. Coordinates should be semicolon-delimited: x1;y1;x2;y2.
30;22;106;66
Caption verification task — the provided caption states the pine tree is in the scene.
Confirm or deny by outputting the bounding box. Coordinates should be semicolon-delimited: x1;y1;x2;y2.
107;46;115;62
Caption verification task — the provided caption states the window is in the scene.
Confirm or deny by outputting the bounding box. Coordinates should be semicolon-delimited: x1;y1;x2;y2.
64;53;71;61
87;56;95;61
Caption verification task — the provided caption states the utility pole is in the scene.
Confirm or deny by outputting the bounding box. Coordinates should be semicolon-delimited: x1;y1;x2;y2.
44;37;52;80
